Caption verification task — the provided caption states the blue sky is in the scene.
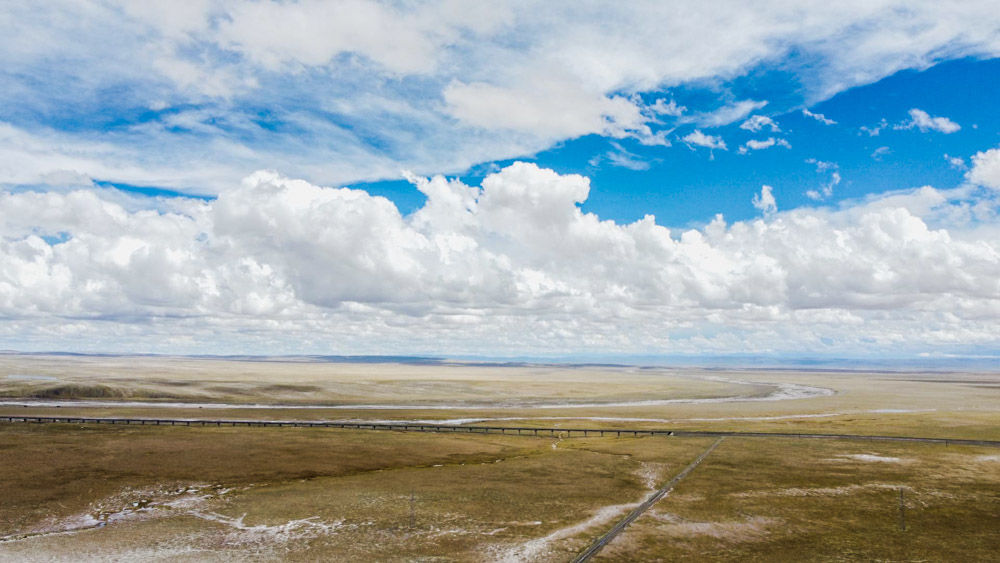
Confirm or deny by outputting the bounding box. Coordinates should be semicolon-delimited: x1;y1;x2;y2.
352;57;999;227
1;2;999;358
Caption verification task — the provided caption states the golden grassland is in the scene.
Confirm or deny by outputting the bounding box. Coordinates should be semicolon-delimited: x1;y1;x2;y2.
0;355;748;405
0;354;998;560
0;423;717;560
599;438;1000;562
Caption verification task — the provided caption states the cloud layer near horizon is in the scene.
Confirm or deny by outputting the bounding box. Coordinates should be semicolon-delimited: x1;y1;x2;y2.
3;152;999;356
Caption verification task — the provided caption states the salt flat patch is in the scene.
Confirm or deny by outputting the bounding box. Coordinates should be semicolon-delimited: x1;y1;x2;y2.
5;374;58;381
837;454;907;463
1;484;232;543
1;543;232;562
0;375;835;410
734;483;907;498
189;511;344;546
330;408;938;427
492;503;637;562
653;515;778;541
635;461;668;490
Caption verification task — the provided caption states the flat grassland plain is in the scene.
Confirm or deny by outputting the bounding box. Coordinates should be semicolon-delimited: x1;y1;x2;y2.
0;355;997;561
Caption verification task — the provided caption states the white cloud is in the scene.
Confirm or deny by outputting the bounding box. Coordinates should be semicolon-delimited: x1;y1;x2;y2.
896;108;961;134
442;79;659;145
649;98;685;116
871;146;891;160
806;159;835;172
740;115;780;132
967;147;1000;191
2;163;1000;355
752;185;778;214
945;154;966;170
3;2;999;190
738;137;791;154
829;171;842;190
682;130;727;151
802;108;836;125
805;159;841;200
690;100;768;128
860;119;888;136
215;0;453;75
805;172;841;200
591;143;653;171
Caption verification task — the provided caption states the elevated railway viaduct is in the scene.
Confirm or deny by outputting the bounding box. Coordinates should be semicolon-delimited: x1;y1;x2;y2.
3;415;998;447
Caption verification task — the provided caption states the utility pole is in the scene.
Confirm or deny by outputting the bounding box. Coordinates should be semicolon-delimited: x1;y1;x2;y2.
409;489;415;530
898;488;906;532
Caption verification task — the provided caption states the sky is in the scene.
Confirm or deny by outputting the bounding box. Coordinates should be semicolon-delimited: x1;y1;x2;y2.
2;1;1000;359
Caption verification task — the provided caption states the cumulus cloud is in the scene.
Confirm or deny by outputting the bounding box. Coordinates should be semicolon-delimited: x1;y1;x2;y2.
967;147;1000;191
682;130;727;151
945;154;966;170
752;185;778;214
738;137;791;154
5;162;997;355
740;115;781;132
896;108;961;134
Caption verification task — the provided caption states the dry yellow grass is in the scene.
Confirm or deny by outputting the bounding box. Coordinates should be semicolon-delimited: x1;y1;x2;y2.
0;423;714;561
0;354;745;406
0;354;998;560
598;438;1000;561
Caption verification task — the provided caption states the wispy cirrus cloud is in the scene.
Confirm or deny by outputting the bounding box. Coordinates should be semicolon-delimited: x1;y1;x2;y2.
802;108;836;125
682;130;727;151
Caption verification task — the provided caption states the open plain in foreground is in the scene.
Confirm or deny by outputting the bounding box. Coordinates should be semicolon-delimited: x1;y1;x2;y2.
0;354;998;561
